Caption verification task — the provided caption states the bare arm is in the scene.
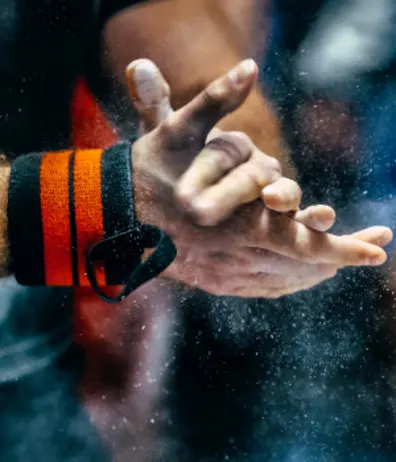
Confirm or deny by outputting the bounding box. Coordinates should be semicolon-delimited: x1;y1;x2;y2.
102;0;295;176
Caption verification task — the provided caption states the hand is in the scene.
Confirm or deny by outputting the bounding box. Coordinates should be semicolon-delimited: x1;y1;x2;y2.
127;59;392;298
127;59;333;229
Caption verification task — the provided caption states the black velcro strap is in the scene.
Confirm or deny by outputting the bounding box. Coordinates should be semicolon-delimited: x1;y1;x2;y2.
85;224;177;303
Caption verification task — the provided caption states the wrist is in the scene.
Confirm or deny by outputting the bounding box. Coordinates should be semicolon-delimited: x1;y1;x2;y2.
8;144;140;287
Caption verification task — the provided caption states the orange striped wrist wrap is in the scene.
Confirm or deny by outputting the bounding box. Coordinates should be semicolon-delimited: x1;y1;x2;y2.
8;142;177;302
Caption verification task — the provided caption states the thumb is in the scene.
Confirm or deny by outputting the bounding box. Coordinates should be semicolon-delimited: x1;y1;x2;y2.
126;59;174;133
176;59;258;146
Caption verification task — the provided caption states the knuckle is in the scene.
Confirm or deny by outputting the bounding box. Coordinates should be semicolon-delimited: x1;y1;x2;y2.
249;154;283;184
158;117;174;137
237;163;267;192
227;131;253;147
157;113;182;139
189;201;220;227
173;185;195;211
253;152;282;177
204;82;228;107
203;81;240;116
207;132;251;166
206;149;236;173
292;228;319;262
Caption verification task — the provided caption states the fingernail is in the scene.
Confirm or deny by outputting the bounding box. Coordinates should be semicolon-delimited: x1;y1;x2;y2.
228;59;257;86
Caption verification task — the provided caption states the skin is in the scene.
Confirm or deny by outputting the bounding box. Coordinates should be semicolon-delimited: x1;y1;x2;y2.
103;0;290;172
128;59;392;298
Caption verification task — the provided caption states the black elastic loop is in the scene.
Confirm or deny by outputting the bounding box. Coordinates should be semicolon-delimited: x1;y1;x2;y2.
85;225;177;303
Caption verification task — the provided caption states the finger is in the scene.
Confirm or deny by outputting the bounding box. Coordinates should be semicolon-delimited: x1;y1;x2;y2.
294;205;336;232
184;149;281;226
126;59;173;132
175;131;253;206
261;177;302;213
351;226;393;248
245;247;337;277
250;210;389;267
176;59;258;144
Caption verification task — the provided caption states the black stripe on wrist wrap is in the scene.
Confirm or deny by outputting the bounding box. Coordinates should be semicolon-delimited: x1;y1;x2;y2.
7;141;177;302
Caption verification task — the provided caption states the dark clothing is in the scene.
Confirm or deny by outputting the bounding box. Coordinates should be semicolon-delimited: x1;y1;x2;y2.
0;1;144;460
0;0;142;154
